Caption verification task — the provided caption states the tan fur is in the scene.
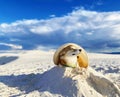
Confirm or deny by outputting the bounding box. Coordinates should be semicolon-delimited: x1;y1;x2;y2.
58;45;74;65
77;54;88;68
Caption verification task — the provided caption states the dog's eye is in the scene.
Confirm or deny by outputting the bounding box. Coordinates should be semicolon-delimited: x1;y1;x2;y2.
79;49;82;52
72;53;75;55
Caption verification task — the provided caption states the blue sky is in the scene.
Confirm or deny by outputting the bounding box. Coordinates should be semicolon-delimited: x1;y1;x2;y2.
0;0;120;52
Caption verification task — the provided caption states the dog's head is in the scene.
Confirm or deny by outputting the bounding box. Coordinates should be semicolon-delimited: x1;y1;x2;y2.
53;43;88;68
59;45;82;67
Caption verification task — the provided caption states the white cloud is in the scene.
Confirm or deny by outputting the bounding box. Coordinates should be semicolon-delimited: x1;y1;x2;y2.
35;45;55;51
86;32;93;35
10;38;20;42
105;13;120;21
30;26;53;34
49;14;56;18
0;43;22;50
0;9;120;51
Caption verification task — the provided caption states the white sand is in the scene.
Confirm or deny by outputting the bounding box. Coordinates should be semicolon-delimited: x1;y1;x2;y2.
0;50;119;97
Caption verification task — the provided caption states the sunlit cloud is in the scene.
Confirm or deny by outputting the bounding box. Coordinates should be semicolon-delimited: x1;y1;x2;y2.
0;43;22;50
0;9;120;51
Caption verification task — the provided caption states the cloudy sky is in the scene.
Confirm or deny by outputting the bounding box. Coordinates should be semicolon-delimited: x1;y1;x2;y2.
0;0;120;52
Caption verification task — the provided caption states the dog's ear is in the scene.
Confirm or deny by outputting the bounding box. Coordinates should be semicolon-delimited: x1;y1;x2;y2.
60;59;66;65
58;45;73;65
64;45;72;51
59;51;65;56
59;45;72;56
58;50;66;65
68;45;75;49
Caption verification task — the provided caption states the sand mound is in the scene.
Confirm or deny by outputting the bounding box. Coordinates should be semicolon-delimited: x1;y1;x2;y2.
0;51;119;97
36;66;120;97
